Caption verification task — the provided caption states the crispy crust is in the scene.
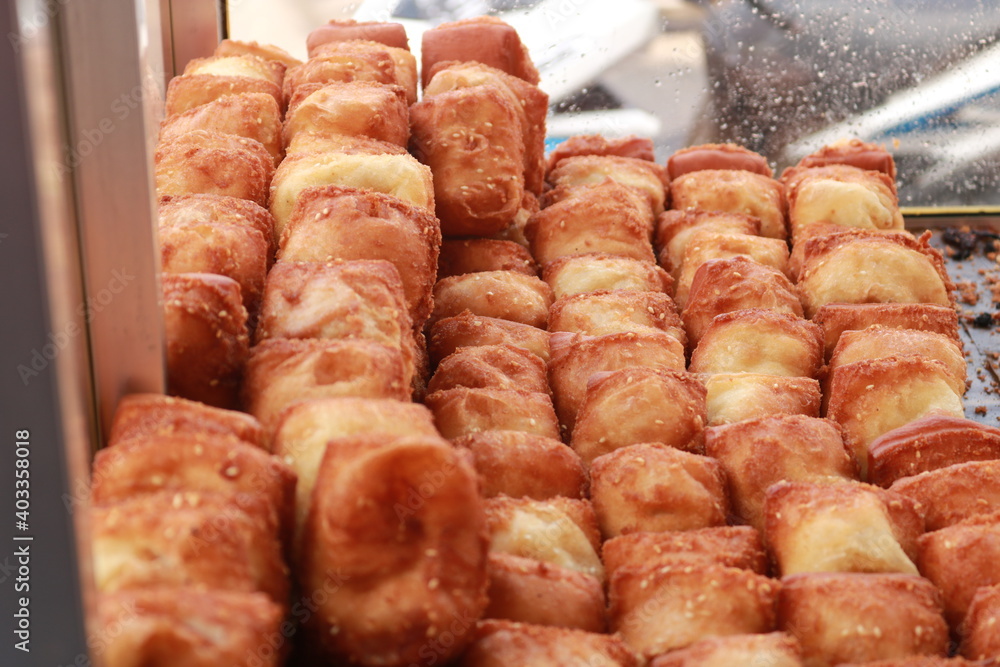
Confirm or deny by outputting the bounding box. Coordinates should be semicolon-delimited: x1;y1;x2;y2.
283;81;409;148
667;143;772;180
164;73;284;118
602;526;768;578
670;169;787;240
438;238;537;278
430;270;553;329
281;44;398;101
428;343;549;395
159;92;283;165
961;583;1000;660
428;312;551;365
812;303;961;361
655;209;761;277
649;632;804;667
890;460;1000;531
701;373;822;426
547;134;656;172
548;289;685;342
306;19;411;53
214;38;302;67
673;230;789;307
183;54;285;86
155;130;274;206
457;620;641;667
547;155;669;219
424;387;561;441
158;193;276;260
309;39;417;103
107;393;266;450
794;138;897;181
542;253;673;300
420;16;540;87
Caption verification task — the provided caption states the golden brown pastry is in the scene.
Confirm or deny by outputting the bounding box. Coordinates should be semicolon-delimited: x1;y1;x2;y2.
428;312;551;365
655;209;761;278
163;55;286;117
836;658;984;667
546;155;669;219
527;181;656;266
309;38;417;103
424;387;561;441
609;562;779;658
242;338;410;435
667;143;773;180
438;239;537;278
825;357;965;479
306;19;411;52
548;289;685;342
650;632;804;667
484;496;604;583
485;553;606;632
701;373;822;426
796;230;954;319
795;138;897;181
163;273;249;410
214;38;302;67
542;253;673;300
960;583;1000;660
590;443;728;537
457;619;641;667
602;526;768;577
570;368;707;465
430;270;553;328
705;415;857;530
276;185;440;327
689;309;824;378
547;134;656;172
281;43;398;101
297;434;488;666
282;81;409;148
97;588;286;667
681;256;803;348
182;53;286;88
670;169;787;240
283;131;409;158
673;229;789;307
106;393;267;450
777;572;949;667
155;130;274;206
453;430;587;500
812;303;961;361
548;331;687;434
427;343;549;395
764;480;923;576
890;460;1000;531
159;92;283;166
868;415;1000;488
420;16;540;87
159;193;276;260
917;512;1000;629
269;149;434;237
490;189;539;247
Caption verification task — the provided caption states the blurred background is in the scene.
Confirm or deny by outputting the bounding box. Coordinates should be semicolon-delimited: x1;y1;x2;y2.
229;0;1000;207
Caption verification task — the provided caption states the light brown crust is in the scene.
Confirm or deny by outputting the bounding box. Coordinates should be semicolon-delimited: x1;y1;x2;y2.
704;415;856;531
590;443;728;538
548;289;685;343
777;572;949;667
424;387;561;441
283;81;410;148
794;138;897;181
542;253;673;300
453;430;588;500
307;39;416;103
547;134;656;172
183;54;286;87
162;273;249;410
484;553;606;632
155;130;274;206
281;44;398;101
961;583;1000;660
602;526;768;578
548;331;687;434
655;209;761;277
306;19;411;53
164;73;284;118
158;193;276;260
890;460;1000;531
812;303;961;361
283;132;409;158
420;16;540;87
457;619;641;667
214;39;302;67
570;368;707;465
430;270;553;329
701;373;822;426
107;393;266;450
649;632;804;667
547;155;669;219
428;343;549;395
438;238;537;278
670;169;787;240
428;312;551;365
667;143;773;180
673;230;790;307
159;92;283;166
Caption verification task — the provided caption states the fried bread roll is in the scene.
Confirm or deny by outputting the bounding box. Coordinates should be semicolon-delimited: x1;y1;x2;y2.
425;60;548;195
701;373;822;426
673;230;790;307
961;584;1000;660
542;253;673;299
868;415;1000;487
424;387;561;441
242;338;409;434
164;55;286;117
602;526;768;578
650;632;804;667
97;588;286;667
282;81;409;148
107;393;266;450
705;415;857;530
571;368;707;465
795;138;897;180
429;312;551;364
427;344;549;395
458;620;641;667
485;553;606;632
155;130;274;206
490;189;538;247
690;309;824;377
547;134;656;172
159;192;276;258
837;658;982;667
609;562;779;658
670;169;787;240
91;491;288;603
453;430;588;500
484;496;604;584
298;434;488;666
548;331;687;434
438;239;537;278
890;461;1000;531
667;143;773;180
214;38;302;67
813;303;961;361
548;290;685;342
281;43;397;101
430;270;553;328
547;155;669;219
283;131;409;158
796;230;954;318
655;209;761;277
777;572;949;667
917;512;1000;629
528;181;656;266
163;273;249;410
764;480;923;576
410;85;525;237
681;256;803;348
590;443;728;537
277;185;439;326
420;16;540;87
826;357;965;478
159;92;283;166
306;19;410;52
308;38;417;104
